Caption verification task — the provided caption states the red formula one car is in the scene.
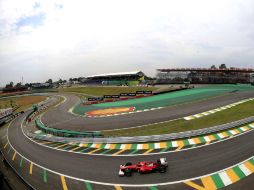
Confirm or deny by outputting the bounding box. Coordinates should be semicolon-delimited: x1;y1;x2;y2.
119;158;168;177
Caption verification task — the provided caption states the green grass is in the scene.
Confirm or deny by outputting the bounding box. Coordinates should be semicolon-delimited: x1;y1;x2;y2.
0;96;47;112
103;99;254;137
58;86;158;97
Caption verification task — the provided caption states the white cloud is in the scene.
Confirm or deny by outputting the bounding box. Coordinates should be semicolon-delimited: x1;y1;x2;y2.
0;0;254;86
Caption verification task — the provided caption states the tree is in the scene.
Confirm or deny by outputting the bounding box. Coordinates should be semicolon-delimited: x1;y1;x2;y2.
219;64;227;69
46;79;53;84
15;82;22;87
5;81;14;88
210;65;216;69
58;78;63;84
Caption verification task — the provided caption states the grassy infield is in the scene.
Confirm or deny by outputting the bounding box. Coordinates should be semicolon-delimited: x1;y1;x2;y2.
0;96;46;112
103;100;254;136
1;86;253;137
59;86;254;137
58;86;158;99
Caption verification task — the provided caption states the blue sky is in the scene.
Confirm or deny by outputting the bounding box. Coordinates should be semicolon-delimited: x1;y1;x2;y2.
16;13;45;29
0;0;254;86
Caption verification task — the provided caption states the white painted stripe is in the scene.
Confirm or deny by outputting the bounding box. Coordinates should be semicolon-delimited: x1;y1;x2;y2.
120;144;126;150
154;143;161;149
193;114;202;118
172;141;178;147
202;112;210;116
208;110;216;113
137;144;143;150
10;118;254;187
78;143;83;147
188;139;195;145
239;164;251;176
143;109;149;112
229;130;237;135
91;144;98;148
249;124;254;129
104;144;111;149
218;133;225;138
136;110;142;112
219;171;232;186
240;127;247;131
184;116;194;120
203;136;211;142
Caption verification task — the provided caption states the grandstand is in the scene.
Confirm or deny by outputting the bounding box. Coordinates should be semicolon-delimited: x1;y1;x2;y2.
84;71;146;86
156;68;254;84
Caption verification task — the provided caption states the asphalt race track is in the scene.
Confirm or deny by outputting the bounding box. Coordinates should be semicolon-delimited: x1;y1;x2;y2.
42;91;254;131
2;90;254;190
8;114;254;184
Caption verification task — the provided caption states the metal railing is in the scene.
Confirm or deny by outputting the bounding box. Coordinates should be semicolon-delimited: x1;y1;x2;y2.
28;116;254;143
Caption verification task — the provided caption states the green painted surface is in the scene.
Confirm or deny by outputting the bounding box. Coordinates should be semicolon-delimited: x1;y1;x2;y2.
237;127;244;133
43;170;47;183
100;149;112;154
225;131;233;136
149;186;159;190
198;137;206;143
73;84;254;116
183;139;190;146
211;174;225;188
250;159;254;165
80;147;92;152
129;149;139;154
131;144;137;150
160;148;169;152
167;141;173;148
84;182;93;190
233;166;246;179
213;134;221;140
115;144;121;150
100;143;106;149
19;157;23;168
149;143;155;149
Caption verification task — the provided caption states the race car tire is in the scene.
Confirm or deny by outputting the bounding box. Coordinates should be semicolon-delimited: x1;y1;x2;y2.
125;169;132;177
158;166;167;173
125;162;132;166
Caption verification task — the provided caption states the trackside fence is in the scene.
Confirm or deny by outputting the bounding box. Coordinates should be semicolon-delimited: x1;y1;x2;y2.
35;119;103;138
28;116;254;143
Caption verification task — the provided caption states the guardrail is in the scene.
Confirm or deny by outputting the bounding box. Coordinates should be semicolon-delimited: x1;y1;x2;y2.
24;96;103;138
28;116;254;143
35;119;103;138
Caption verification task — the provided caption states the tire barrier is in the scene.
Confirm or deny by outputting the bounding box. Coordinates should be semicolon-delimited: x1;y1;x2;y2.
35;119;103;138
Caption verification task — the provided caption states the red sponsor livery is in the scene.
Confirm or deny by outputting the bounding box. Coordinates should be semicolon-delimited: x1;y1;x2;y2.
119;158;168;177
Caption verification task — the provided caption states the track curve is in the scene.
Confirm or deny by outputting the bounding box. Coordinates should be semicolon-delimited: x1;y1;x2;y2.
41;91;254;131
7;114;254;185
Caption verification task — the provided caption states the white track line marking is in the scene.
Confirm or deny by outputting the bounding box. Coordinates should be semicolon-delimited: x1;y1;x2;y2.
7;118;254;187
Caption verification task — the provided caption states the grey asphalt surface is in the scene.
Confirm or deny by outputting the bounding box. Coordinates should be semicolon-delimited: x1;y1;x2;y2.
41;91;254;131
7;114;254;185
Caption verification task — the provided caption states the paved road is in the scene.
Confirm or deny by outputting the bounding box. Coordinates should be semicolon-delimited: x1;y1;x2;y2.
42;91;254;131
7;114;254;185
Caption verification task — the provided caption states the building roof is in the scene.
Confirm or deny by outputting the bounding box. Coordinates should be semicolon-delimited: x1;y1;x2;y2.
157;68;254;73
87;71;144;78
